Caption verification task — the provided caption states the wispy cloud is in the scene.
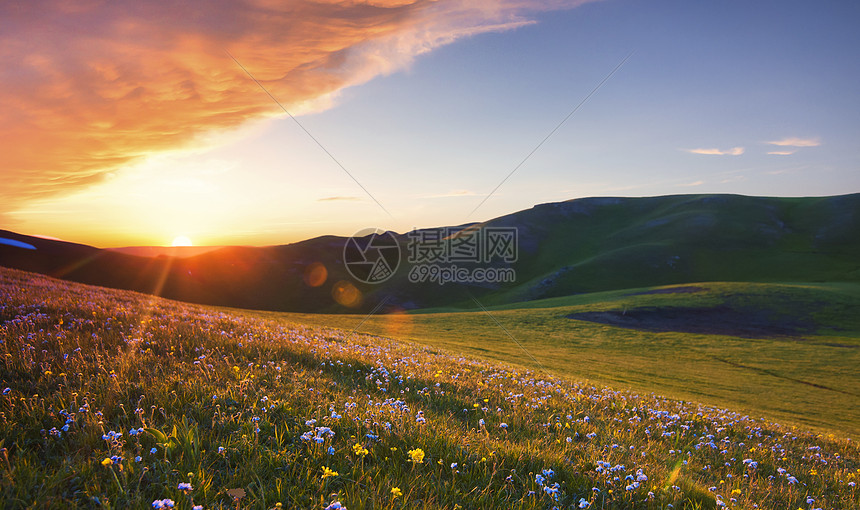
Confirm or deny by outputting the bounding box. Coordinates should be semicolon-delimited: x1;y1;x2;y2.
767;150;796;156
425;189;481;198
678;180;704;187
683;147;745;156
0;0;600;211
766;137;821;147
317;196;362;202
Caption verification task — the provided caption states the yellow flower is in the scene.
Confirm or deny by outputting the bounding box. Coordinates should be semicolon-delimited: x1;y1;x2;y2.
391;487;402;498
101;458;113;466
408;448;425;464
321;466;338;479
810;469;818;476
352;443;368;457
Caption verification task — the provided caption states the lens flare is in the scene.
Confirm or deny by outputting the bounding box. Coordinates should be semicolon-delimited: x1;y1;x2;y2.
331;280;362;308
304;262;328;287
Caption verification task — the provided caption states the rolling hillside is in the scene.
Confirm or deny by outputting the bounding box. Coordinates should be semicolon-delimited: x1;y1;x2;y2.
2;193;859;313
1;266;858;508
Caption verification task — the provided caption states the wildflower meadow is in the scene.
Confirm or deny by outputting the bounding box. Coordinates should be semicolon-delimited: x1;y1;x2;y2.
0;267;857;509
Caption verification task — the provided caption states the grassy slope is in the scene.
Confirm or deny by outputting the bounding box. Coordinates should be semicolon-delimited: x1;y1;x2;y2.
473;194;860;306
256;282;860;436
2;268;859;509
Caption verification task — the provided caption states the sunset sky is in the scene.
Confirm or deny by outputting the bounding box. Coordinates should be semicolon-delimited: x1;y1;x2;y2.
2;0;859;247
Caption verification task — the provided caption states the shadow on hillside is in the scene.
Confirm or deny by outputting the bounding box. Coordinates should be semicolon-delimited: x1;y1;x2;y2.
567;305;816;339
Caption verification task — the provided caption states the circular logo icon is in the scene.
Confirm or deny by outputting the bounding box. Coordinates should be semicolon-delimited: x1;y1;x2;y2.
343;228;401;284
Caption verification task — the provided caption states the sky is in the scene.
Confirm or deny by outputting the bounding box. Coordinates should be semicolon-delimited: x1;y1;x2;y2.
2;0;859;247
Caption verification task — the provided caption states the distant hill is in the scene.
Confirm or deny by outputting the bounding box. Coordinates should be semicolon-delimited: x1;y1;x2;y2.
2;193;859;312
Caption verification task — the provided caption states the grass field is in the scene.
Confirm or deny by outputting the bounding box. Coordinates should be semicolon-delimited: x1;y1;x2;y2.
249;281;860;437
1;267;859;509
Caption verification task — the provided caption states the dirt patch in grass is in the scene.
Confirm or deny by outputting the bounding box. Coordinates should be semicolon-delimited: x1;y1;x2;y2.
567;305;816;339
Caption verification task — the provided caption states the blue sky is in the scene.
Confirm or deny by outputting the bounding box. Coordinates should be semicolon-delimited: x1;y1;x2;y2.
3;0;858;246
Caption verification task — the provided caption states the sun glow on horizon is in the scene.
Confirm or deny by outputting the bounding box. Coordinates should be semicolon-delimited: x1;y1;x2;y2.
171;236;193;247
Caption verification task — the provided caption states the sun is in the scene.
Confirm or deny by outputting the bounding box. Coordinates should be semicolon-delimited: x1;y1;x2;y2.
171;235;193;247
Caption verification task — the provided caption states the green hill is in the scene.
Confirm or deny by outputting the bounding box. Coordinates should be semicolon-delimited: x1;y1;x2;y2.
1;193;859;313
471;194;860;306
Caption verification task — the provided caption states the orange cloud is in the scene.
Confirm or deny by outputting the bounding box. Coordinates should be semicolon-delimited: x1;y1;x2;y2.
683;147;745;156
0;0;598;212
